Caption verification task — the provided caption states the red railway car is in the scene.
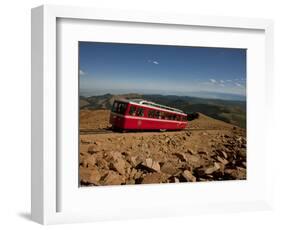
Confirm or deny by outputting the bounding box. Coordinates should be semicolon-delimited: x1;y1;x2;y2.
109;99;188;131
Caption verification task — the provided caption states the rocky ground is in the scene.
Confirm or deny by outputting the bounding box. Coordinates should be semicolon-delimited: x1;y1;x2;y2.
79;109;246;186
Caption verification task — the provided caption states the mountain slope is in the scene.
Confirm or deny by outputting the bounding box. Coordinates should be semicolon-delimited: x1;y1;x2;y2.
80;93;246;128
80;109;246;186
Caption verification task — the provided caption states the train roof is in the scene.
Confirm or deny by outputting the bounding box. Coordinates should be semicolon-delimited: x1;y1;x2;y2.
114;98;185;114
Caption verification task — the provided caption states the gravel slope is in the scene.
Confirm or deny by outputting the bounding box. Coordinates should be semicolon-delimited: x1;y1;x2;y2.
79;109;246;186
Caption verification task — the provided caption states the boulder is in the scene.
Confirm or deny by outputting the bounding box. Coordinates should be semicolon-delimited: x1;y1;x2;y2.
81;155;97;167
216;149;228;159
80;167;101;185
129;156;143;167
185;154;202;168
109;158;126;175
204;163;220;174
224;167;246;180
181;170;196;182
102;171;125;185
160;162;181;175
105;151;127;175
138;158;161;172
141;173;168;184
216;156;229;165
173;153;187;162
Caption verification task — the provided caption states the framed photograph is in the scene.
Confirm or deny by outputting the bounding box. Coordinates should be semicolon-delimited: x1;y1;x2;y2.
31;5;274;225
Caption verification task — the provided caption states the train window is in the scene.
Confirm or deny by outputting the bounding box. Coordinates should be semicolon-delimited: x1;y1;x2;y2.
118;103;127;114
176;115;181;121
136;107;144;117
154;111;160;119
112;102;127;114
112;102;118;112
129;106;136;116
148;110;154;118
165;114;169;120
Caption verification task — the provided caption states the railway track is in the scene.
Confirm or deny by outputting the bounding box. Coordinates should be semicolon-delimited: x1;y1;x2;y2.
80;128;226;135
80;129;113;135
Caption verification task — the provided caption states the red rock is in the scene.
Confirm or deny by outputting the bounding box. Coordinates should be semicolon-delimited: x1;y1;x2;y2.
225;167;246;180
216;156;228;165
214;162;225;173
221;151;228;159
129;156;143;167
80;167;101;185
109;158;126;175
185;154;202;167
182;170;196;182
102;171;125;185
173;153;186;162
204;163;220;174
139;158;161;172
141;173;168;184
160;162;181;175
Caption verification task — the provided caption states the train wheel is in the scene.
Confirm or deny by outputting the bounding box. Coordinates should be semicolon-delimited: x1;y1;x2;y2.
159;129;167;132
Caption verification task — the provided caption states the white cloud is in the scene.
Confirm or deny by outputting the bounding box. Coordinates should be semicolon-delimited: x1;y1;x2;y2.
235;83;242;87
226;80;232;82
148;59;159;65
209;78;217;83
79;70;85;75
220;80;225;83
219;83;225;87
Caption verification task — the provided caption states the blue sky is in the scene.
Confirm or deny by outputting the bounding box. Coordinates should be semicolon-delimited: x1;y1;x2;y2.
79;42;246;98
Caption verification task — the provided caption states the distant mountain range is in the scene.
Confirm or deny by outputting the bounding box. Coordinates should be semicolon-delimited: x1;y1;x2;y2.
80;89;246;101
80;93;246;128
181;91;246;101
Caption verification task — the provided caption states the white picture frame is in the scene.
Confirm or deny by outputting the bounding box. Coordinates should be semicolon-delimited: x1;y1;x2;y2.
31;5;274;225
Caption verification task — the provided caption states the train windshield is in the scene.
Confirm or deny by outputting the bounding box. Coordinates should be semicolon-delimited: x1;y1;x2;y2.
111;101;128;115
